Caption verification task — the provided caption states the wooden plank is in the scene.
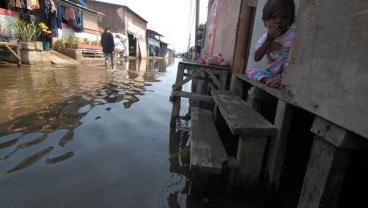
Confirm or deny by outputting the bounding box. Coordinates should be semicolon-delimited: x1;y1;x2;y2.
4;44;20;61
172;68;204;91
205;68;221;89
180;61;231;72
190;107;228;174
311;116;368;150
211;90;277;136
236;73;284;99
172;91;213;102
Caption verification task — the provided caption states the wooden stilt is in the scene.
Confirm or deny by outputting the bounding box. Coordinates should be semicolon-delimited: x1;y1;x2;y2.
170;63;184;126
297;116;368;208
297;136;352;208
265;100;294;192
236;134;268;195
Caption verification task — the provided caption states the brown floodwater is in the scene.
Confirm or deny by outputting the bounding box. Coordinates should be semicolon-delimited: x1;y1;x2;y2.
0;58;267;208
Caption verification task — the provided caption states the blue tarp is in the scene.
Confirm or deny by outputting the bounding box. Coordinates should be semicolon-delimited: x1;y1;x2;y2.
78;0;88;8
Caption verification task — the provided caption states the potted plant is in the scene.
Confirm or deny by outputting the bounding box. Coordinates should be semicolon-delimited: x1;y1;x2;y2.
38;22;52;51
54;39;64;49
65;35;76;48
14;16;40;42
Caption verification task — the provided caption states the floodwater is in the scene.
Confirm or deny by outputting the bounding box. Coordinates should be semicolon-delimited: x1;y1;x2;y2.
0;58;267;208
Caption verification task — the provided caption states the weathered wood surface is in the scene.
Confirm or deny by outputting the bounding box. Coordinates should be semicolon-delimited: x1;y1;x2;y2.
171;91;213;102
170;63;184;126
298;136;352;208
311;116;368;149
211;90;277;136
170;61;230;126
283;0;368;139
265;100;294;191
234;73;285;100
190;107;228;174
0;42;21;67
180;61;231;73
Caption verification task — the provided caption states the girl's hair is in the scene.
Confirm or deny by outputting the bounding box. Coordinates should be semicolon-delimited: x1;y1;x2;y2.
262;0;295;26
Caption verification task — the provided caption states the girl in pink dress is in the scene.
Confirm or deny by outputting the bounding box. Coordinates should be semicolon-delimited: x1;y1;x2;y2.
245;0;296;88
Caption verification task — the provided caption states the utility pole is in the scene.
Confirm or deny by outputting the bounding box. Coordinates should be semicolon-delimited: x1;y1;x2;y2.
194;0;200;58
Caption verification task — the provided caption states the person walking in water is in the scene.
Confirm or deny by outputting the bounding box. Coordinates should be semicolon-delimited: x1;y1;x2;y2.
101;26;115;70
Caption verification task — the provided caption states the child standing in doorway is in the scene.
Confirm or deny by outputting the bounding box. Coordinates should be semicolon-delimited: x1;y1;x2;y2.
245;0;296;88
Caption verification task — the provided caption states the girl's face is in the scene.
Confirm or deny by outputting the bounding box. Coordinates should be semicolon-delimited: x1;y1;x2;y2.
266;8;292;35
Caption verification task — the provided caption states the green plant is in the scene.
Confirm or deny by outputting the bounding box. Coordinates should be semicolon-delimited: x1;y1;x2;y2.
54;39;64;48
83;38;90;44
65;35;77;48
12;16;40;42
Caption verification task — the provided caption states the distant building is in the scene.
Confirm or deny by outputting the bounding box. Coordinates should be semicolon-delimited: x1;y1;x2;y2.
85;0;148;58
146;29;169;58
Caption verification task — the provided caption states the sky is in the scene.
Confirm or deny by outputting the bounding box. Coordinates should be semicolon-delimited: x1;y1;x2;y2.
96;0;208;53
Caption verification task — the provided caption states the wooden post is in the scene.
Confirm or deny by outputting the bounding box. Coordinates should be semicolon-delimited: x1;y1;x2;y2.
231;0;256;74
297;116;368;208
297;136;352;208
236;134;268;195
16;45;21;67
265;100;294;192
189;168;208;198
170;63;184;126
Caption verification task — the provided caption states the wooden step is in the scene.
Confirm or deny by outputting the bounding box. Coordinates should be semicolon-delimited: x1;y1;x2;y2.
190;107;228;173
211;90;277;136
211;90;277;195
189;106;229;198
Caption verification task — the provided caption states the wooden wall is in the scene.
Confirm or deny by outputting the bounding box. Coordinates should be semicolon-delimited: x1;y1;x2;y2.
283;0;368;139
203;0;241;62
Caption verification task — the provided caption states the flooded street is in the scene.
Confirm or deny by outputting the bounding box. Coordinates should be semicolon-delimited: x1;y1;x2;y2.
0;59;265;208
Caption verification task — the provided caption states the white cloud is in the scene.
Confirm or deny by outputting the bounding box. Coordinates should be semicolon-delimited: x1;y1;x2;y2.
94;0;208;52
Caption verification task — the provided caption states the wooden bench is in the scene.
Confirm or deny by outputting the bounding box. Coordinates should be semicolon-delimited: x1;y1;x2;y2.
189;107;230;198
211;90;277;195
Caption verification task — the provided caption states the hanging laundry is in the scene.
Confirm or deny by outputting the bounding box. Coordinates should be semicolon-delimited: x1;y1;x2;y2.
56;3;63;29
63;7;76;21
27;0;40;10
48;0;57;15
9;0;26;8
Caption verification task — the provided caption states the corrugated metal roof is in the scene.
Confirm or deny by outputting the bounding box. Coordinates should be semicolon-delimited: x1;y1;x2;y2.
92;0;148;23
57;0;103;15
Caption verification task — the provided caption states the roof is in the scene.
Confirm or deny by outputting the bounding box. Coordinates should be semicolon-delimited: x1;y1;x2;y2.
147;29;163;37
92;0;148;23
58;0;103;15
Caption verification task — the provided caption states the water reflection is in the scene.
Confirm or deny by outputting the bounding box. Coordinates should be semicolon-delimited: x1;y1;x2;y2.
0;58;175;175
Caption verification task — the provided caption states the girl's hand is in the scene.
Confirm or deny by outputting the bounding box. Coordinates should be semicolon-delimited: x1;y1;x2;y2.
266;26;281;41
